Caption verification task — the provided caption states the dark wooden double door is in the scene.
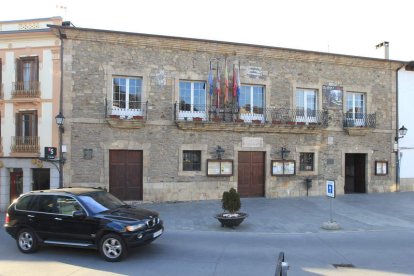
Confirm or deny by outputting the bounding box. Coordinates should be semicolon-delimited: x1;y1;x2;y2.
109;150;143;200
238;152;265;197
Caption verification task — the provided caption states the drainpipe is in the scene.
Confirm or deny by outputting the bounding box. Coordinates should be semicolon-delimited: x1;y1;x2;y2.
58;28;64;188
395;63;405;192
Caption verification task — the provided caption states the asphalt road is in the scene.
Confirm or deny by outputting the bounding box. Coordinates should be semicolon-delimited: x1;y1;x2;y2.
1;192;414;275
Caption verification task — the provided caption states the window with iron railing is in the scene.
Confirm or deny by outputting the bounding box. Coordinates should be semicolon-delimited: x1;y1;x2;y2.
299;152;314;171
111;77;143;117
183;150;201;171
239;85;264;122
178;81;207;121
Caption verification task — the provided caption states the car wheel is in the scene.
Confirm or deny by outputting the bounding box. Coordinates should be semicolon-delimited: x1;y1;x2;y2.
99;233;127;262
17;228;39;253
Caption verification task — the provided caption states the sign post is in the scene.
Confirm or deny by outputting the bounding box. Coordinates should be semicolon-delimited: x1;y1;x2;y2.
321;180;341;230
326;180;335;222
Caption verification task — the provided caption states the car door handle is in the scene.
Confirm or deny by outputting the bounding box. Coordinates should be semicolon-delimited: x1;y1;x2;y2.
27;214;35;218
54;217;63;221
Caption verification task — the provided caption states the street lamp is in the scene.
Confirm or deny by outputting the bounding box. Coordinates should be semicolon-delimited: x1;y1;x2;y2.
395;125;408;192
55;112;65;188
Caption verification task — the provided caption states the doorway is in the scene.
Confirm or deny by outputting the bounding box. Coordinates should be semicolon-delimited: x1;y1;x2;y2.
10;169;23;202
109;150;143;200
345;153;366;193
238;152;265;197
33;168;50;190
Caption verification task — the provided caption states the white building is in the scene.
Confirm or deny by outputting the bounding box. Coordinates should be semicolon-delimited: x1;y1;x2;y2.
399;62;414;191
0;17;62;211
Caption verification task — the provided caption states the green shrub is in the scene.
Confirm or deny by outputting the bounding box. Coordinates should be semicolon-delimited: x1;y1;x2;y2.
222;188;241;213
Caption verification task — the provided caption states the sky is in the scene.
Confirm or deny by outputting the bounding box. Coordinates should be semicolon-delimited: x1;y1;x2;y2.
1;0;413;61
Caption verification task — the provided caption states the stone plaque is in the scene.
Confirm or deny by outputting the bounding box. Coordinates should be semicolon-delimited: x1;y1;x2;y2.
242;137;263;148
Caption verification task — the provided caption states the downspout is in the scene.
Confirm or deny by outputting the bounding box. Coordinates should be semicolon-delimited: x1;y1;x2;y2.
395;63;405;191
58;27;64;188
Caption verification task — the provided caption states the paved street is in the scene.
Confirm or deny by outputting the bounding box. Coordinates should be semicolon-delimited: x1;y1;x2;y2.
1;192;414;275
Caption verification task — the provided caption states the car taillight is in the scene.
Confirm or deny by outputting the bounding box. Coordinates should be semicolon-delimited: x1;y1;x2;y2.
5;213;10;224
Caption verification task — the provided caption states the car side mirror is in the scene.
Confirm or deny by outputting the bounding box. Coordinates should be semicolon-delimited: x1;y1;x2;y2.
72;210;86;218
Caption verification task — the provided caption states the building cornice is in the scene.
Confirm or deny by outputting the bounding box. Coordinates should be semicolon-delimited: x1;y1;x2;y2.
49;25;406;70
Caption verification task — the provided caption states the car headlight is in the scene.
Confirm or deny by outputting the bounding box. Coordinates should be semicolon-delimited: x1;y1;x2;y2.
126;223;146;232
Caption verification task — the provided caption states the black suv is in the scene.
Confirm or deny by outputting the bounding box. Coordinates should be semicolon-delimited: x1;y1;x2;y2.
4;188;163;261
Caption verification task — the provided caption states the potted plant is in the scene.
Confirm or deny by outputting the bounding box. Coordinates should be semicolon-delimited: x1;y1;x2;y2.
214;188;248;228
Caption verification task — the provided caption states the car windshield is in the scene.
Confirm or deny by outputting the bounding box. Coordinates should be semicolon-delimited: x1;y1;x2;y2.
79;191;126;213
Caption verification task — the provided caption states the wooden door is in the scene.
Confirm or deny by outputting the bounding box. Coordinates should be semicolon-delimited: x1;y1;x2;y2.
238;152;265;197
109;150;143;200
10;170;23;202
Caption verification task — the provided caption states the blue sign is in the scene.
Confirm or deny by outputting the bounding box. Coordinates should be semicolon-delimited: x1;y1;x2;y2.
326;180;335;198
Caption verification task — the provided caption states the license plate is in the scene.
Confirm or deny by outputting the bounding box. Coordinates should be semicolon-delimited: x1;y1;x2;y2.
153;229;163;238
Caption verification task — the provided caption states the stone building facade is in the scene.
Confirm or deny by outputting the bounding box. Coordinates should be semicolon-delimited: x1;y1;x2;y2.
51;25;405;202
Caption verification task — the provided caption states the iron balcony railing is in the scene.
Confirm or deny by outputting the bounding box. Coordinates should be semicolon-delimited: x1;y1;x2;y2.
11;136;40;153
342;112;376;128
105;99;148;120
174;103;328;126
12;81;41;98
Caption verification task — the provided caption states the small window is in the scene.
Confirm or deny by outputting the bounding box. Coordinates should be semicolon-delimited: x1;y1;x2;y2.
15;195;33;211
183;150;201;171
300;153;314;171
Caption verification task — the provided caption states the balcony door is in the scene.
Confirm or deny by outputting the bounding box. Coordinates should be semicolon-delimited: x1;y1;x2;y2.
239;85;264;123
178;81;207;121
346;92;366;127
16;57;39;92
296;88;317;123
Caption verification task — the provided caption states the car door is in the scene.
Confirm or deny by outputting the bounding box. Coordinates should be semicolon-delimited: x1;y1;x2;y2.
31;195;61;240
53;195;99;244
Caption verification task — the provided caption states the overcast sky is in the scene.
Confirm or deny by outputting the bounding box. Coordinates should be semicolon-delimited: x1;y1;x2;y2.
1;0;412;61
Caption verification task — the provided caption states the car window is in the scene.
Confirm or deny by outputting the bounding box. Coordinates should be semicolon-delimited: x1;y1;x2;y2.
37;195;58;214
15;195;33;210
56;196;83;215
79;191;125;213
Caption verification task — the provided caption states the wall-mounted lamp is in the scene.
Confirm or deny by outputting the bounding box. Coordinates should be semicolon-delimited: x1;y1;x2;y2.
55;112;65;133
395;125;408;192
215;146;225;160
279;147;290;160
55;112;65;188
395;125;407;141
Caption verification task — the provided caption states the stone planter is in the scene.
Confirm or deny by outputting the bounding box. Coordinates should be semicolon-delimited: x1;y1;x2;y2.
252;120;262;124
214;212;248;228
133;115;144;120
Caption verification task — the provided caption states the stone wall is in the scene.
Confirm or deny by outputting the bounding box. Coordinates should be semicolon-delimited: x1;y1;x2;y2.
60;27;401;202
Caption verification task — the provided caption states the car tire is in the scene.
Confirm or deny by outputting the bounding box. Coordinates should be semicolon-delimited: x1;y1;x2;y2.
99;233;127;262
16;228;39;253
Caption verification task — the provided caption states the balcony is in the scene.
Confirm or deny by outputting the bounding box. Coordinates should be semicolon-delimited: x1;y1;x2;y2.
174;103;328;133
343;112;376;136
105;100;148;129
11;136;40;154
12;81;41;98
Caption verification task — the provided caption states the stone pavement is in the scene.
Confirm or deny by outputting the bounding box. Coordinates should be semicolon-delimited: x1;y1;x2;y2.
139;191;414;234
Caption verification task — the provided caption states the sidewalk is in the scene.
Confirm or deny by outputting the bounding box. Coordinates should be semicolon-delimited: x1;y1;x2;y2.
1;192;413;234
139;191;414;233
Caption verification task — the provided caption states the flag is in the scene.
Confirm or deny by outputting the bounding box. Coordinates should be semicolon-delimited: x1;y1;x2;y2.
224;58;229;104
216;62;221;108
208;61;213;96
233;64;237;97
236;63;241;97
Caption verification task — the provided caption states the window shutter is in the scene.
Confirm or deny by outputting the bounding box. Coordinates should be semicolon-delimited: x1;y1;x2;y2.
33;110;38;136
16;113;22;136
32;56;39;81
16;58;23;82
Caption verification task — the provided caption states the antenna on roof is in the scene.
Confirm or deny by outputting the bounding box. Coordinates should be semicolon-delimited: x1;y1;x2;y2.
375;41;389;60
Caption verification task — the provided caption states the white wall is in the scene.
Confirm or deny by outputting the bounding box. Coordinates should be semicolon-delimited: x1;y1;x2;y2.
399;68;414;179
